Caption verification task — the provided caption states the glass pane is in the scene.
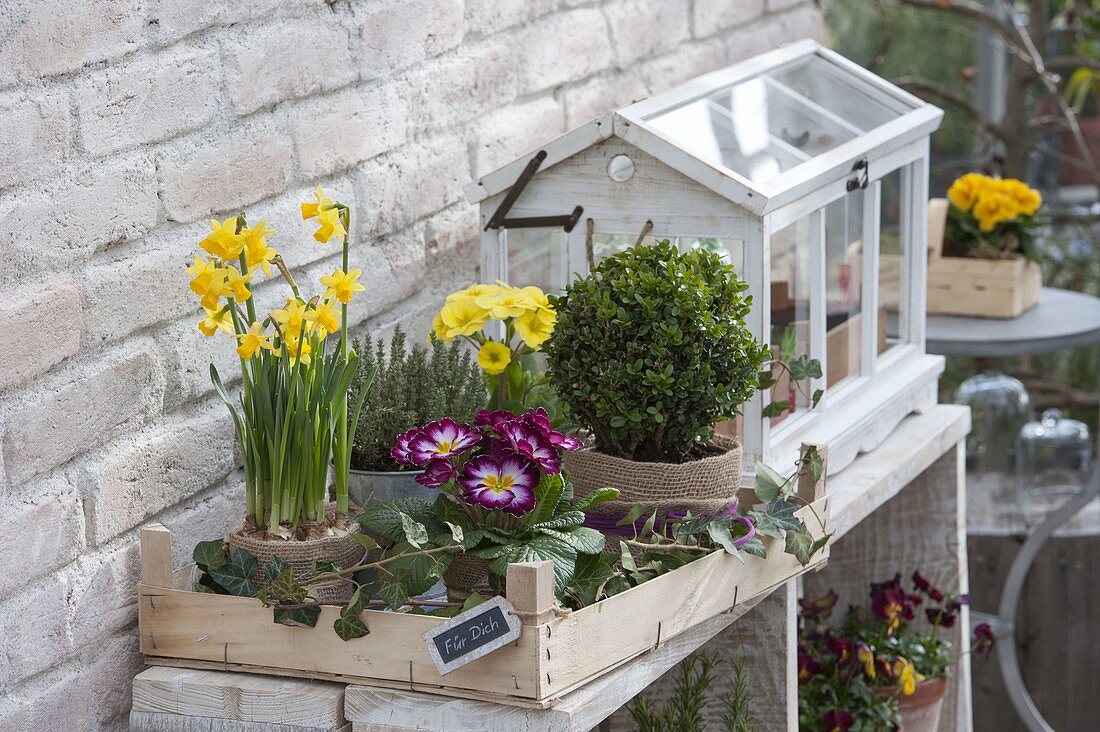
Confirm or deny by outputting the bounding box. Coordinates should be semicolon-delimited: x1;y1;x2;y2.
682;237;745;272
878;169;905;356
770;216;812;420
643;54;911;184
591;232;659;263
505;229;569;293
825;194;863;387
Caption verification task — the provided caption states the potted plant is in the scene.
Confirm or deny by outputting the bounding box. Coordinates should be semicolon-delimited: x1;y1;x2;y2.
798;573;996;732
544;240;772;518
347;326;485;507
187;186;370;602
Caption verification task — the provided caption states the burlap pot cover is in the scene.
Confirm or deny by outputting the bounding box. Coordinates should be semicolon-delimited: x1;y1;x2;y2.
564;435;742;516
226;508;364;604
443;554;494;600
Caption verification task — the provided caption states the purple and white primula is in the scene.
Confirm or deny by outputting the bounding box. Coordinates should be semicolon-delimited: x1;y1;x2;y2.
458;453;540;516
394;418;482;466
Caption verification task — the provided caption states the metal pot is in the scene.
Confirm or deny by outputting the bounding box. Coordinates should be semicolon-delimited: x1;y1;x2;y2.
348;468;431;508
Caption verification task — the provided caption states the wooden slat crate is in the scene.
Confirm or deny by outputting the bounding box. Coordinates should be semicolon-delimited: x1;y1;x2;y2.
138;453;829;709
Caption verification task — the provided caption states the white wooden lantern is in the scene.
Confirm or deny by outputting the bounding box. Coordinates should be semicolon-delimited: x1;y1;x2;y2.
465;41;945;476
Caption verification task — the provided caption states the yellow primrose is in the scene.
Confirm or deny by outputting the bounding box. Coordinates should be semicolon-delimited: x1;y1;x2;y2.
447;283;502;302
199;217;245;260
514;307;556;349
475;288;530;319
305;298;341;335
198;306;234;337
301;186;346;243
271;298;309;339
243;221;277;276
515;285;552;311
973;191;1016;232
439;297;491;338
236;321;273;359
319;267;365;304
431;311;451;343
186;255;231;310
946;173;987;212
222;265;253;302
477;341;512;375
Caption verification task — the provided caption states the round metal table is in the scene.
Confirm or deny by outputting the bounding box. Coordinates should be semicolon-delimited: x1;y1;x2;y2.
925;287;1100;357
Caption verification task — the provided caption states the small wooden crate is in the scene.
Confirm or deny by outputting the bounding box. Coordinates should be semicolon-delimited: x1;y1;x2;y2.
138;452;829;709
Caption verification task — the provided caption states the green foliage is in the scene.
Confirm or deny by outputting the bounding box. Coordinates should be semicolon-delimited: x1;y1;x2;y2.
546;241;771;462
629;652;754;732
349;327;486;471
798;668;900;732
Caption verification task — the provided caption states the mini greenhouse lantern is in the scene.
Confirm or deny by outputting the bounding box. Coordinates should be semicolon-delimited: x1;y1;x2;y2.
466;41;945;476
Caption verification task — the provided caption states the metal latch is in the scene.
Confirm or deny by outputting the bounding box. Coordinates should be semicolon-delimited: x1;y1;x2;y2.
846;158;869;192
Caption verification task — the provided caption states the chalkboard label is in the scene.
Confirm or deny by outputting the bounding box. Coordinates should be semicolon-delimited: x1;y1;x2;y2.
421;596;522;676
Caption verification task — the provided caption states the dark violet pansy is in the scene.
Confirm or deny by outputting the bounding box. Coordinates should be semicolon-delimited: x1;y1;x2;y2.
821;709;855;732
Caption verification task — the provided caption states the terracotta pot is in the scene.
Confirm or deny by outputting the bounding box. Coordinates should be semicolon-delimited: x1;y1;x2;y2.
876;676;947;732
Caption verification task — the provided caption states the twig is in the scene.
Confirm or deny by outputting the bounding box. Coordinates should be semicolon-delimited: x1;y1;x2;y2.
623;538;714;553
894;76;1011;143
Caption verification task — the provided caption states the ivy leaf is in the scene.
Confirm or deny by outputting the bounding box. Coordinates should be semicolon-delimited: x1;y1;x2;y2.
810;533;832;560
312;560;340;574
749;498;802;540
739;536;768;559
536;526;606;554
269;567;307;603
443;521;465;546
812;389;824;408
573;487;621;513
377;541;452;608
333;588;370;641
274;604;321;628
192;540;228;572
400;512;429;549
784;521;814;566
617;503;648;527
706;522;743;561
209;549;259;597
461;592;488;612
350;533;378;551
567;552;617;607
789;355;823;381
802;446;825;485
762;401;791;419
619;540;638;573
754;462;788;503
264;556;289;585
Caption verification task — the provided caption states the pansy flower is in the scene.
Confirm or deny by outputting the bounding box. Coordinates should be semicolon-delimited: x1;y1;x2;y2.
913;570;944;602
416;458;455;488
797;652;822;684
458;453;538;517
973;622;996;660
406;418;482;465
799;589;839;620
821;710;855;732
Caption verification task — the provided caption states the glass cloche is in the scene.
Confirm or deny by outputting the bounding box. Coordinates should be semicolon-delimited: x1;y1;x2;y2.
1017;408;1092;492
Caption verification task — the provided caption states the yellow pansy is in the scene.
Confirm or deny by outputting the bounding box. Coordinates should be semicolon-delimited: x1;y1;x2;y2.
857;643;875;679
198;306;234;337
305;299;341;335
477;341;512;375
222;265;253;302
186;255;230;310
514;307;556;349
243;221;277;276
301;186;346;244
319;267;365;304
892;658;922;696
236;321;273;358
272;298;308;338
439;297;490;338
199;217;245;260
475;287;529;319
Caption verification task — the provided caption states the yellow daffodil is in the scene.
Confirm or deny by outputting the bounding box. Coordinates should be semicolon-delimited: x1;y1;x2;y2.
477;341;512;375
236;321;273;358
283;336;312;365
271;298;309;339
243;221;277;276
199;217;245;260
222;265;253;302
475;287;529;319
319;267;365;304
301;186;346;243
439;297;490;338
514;307;556;349
305;299;341;335
198;306;234;337
187;255;231;310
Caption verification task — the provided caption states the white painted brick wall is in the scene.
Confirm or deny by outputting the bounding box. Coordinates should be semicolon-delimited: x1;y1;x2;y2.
0;1;822;727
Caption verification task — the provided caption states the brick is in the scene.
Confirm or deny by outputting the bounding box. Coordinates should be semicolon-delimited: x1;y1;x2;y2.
641;38;729;95
148;0;285;44
693;0;765;38
78;406;236;544
519;9;613;93
0;89;70;190
417;40;517;133
2;345;164;484
2;575;70;682
76;45;221;156
359;133;469;236
563;69;649;128
242;177;356;271
723;15;798;63
294;81;408;179
776;3;826;42
227;22;356;116
0;668;96;731
472;95;565;176
157;316;241;410
0;0;143;80
768;0;807;12
87;632;142;728
0;478;85;599
424;204;479;259
0;154;160;286
604;0;691;66
0;277;82;393
359;0;465;79
464;0;556;35
159;121;294;222
66;542;140;650
157;479;240;566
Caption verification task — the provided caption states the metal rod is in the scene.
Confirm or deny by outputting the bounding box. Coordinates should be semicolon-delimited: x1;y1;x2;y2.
485;150;547;231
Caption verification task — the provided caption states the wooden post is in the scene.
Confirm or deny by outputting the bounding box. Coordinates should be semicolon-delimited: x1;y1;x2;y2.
141;523;174;589
796;443;828;504
505;561;555;626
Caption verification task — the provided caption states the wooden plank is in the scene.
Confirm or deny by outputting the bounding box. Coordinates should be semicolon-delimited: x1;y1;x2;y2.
141;524;174;589
132;667;346;726
129;712;350;732
505;561;556;627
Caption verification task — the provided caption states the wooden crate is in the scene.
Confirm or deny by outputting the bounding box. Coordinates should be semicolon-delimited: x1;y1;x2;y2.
138;457;830;709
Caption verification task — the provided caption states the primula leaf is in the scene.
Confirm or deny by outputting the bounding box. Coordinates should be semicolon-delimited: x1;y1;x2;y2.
754;462;788;503
536;526;606;554
274;604;321;628
706;523;743;561
358;498;436;542
399;512;430;549
192;540;229;572
531;511;586;531
209;549;259;597
573;487;621;513
477;535;577;595
528;473;566;525
784;521;814;566
334;588;370;641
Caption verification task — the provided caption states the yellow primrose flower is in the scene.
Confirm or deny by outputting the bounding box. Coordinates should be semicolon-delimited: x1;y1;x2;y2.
271;298;309;339
198;306;234;337
186;255;231;310
514;307;556;349
439;297;491;338
475;289;531;319
301;186;346;243
515;285;552;311
973;191;1016;232
236;321;273;359
947;173;987;212
242;221;277;276
199;217;245;260
430;311;451;343
477;341;512;375
998;178;1042;217
319;267;365;304
447;283;502;302
305;298;341;335
222;265;253;302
